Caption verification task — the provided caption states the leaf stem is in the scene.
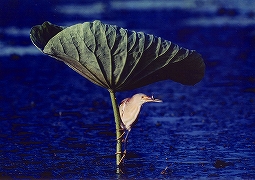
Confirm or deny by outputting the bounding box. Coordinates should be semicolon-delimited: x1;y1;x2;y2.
109;90;123;174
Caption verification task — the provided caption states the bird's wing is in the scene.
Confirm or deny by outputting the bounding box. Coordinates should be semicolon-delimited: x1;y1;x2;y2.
120;98;130;104
119;98;129;118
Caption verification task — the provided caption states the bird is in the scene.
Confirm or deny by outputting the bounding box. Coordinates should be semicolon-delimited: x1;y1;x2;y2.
119;93;162;153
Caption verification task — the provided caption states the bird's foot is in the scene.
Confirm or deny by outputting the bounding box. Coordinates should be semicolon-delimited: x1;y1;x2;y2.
118;150;127;165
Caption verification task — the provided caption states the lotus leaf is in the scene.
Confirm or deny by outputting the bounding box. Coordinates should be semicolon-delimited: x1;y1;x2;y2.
30;20;205;92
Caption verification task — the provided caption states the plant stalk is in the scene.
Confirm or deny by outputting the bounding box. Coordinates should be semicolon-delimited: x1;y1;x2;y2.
109;90;123;174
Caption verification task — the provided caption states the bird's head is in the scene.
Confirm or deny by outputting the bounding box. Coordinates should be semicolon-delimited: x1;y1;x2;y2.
132;93;162;104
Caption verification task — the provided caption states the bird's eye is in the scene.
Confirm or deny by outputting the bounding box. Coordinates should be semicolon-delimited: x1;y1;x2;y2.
141;96;144;99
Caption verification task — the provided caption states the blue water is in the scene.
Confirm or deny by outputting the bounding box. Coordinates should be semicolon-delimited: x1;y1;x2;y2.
0;0;255;179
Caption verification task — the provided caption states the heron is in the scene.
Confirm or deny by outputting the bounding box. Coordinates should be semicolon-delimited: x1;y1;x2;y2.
119;93;162;155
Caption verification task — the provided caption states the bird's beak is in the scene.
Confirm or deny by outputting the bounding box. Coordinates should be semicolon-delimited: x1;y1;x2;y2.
144;95;162;103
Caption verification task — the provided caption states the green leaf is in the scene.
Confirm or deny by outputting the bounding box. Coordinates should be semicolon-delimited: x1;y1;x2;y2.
30;21;64;51
30;20;205;91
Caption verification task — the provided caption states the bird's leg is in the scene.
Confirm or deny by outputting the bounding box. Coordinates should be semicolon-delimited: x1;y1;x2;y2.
123;129;131;153
116;122;125;141
118;129;131;165
116;130;125;141
118;151;126;165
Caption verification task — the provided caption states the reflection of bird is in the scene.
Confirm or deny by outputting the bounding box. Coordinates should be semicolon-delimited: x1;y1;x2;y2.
119;93;162;152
